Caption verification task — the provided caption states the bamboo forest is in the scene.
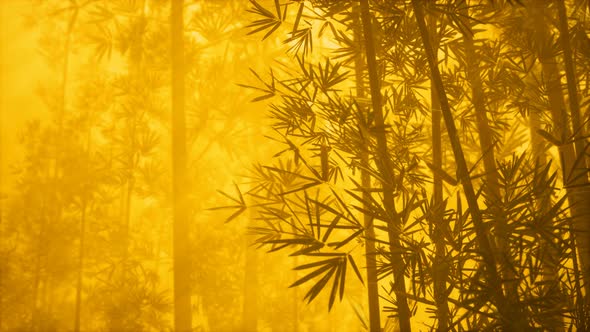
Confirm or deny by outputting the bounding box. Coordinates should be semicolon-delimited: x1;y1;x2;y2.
3;0;590;331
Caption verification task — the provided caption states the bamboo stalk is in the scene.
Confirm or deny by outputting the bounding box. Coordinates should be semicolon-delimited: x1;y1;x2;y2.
460;2;528;325
530;0;590;294
358;1;411;331
74;201;86;332
411;0;530;329
556;0;588;174
242;207;259;332
427;9;450;331
352;3;382;331
171;1;192;331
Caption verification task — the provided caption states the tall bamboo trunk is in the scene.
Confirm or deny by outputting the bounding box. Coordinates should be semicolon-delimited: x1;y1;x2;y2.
74;126;92;332
358;1;411;331
556;0;588;174
74;201;86;332
292;256;299;332
121;0;146;273
0;2;3;327
31;216;44;332
241;247;258;332
242;126;260;332
411;0;530;329
171;1;192;331
242;210;259;332
53;7;77;331
554;1;590;326
113;17;144;332
527;89;566;330
426;10;450;332
353;3;381;331
122;143;135;271
360;154;381;332
530;0;590;293
460;3;528;324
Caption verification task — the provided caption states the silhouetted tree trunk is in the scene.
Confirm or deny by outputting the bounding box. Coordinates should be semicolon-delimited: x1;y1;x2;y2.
0;4;5;327
171;1;192;331
460;3;528;324
353;3;381;331
412;0;530;330
526;80;565;330
242;211;258;332
74;201;86;332
358;1;411;331
554;3;590;325
43;6;78;332
31;215;44;332
530;0;590;292
426;9;450;332
556;0;588;174
110;6;147;331
121;0;147;272
0;2;3;327
292;258;299;332
74;125;92;332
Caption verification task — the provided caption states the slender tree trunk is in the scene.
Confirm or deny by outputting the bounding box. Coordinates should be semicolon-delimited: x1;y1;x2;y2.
171;1;192;331
74;201;86;332
556;0;588;173
525;67;566;330
57;5;77;128
241;247;258;332
242;211;259;332
529;111;565;332
530;0;590;292
460;7;501;214
0;0;3;323
34;6;78;331
113;15;143;331
242;125;260;332
121;0;146;273
292;257;299;332
122;151;135;269
41;269;49;329
353;3;381;331
0;3;4;326
360;155;381;332
412;0;530;330
31;217;44;332
358;1;411;331
460;3;529;324
426;10;450;332
554;3;590;304
554;2;590;326
74;126;92;332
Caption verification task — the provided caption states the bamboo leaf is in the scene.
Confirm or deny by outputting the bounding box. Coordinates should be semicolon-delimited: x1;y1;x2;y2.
321;215;341;243
295;257;340;270
536;129;562;146
290;263;333;288
304;266;337;304
348;254;364;285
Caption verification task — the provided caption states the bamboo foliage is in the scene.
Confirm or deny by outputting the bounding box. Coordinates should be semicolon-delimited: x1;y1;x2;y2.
216;0;590;331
